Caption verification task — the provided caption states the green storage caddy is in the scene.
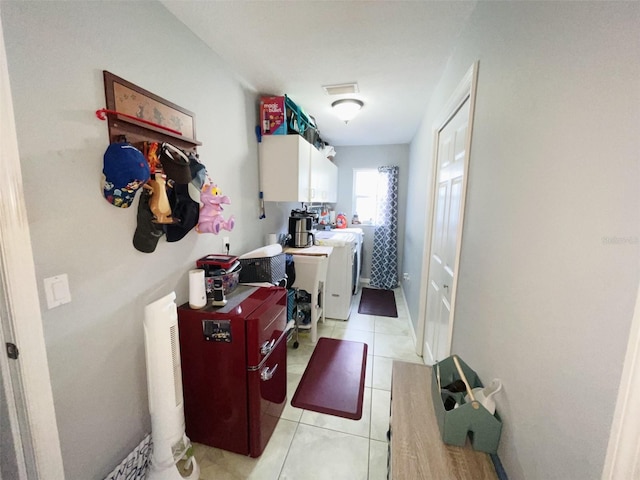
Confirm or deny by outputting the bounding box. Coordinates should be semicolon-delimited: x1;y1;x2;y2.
431;355;502;453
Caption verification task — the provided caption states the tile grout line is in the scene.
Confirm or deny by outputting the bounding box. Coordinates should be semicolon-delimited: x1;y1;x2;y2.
277;418;303;480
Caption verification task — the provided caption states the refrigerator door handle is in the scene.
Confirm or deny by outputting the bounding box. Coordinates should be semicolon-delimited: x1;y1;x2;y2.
260;363;278;382
249;329;289;371
260;339;276;356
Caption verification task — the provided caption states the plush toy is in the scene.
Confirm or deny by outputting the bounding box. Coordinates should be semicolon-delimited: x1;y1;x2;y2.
196;184;235;234
144;174;174;224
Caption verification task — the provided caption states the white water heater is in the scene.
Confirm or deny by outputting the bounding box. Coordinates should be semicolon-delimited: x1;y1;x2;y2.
143;291;199;480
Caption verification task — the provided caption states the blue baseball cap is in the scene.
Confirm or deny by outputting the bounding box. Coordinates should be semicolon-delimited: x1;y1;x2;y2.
102;143;150;208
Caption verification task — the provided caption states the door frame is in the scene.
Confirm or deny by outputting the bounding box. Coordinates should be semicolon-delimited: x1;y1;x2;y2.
416;61;479;363
0;12;65;478
602;281;640;478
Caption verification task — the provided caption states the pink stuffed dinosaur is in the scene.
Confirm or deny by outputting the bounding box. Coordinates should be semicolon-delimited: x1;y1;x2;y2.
196;184;235;234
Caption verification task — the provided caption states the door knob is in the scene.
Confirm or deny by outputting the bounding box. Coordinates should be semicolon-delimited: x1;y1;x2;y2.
443;284;449;289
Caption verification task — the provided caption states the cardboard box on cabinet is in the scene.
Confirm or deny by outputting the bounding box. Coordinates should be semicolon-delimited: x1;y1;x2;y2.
260;96;287;135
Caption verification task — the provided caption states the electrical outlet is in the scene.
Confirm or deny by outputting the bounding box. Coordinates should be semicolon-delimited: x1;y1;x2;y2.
222;236;230;252
403;272;410;281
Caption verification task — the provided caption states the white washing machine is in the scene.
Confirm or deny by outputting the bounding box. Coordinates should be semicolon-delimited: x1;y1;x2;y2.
334;227;363;294
315;229;363;320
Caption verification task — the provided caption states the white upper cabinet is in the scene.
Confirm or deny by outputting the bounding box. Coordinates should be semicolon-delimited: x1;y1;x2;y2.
260;135;311;202
260;135;337;203
310;147;338;203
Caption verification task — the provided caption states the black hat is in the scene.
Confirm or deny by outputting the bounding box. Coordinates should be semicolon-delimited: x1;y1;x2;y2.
187;153;207;203
133;188;164;253
165;183;200;242
159;143;192;184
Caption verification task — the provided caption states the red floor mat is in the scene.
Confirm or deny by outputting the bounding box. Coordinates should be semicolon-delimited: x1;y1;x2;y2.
291;338;368;420
358;287;398;317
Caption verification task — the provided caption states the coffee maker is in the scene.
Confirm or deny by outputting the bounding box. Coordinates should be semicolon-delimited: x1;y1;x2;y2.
288;209;317;247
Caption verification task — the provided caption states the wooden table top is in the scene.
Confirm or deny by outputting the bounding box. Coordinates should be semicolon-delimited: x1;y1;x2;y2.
391;361;498;480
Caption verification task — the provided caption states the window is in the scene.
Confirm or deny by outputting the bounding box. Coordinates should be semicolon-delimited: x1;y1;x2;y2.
353;168;381;225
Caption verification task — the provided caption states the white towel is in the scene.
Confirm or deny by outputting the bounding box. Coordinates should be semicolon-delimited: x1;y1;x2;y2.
239;243;283;259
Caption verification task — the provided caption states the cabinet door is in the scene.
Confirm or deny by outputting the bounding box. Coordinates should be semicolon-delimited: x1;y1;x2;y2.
309;147;326;202
296;140;312;202
260;135;311;202
309;150;338;203
325;160;338;203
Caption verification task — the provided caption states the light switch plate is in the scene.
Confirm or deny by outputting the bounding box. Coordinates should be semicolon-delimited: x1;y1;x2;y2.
44;274;71;309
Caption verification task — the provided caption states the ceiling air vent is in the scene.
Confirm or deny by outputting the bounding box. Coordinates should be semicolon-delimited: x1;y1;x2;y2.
322;83;359;96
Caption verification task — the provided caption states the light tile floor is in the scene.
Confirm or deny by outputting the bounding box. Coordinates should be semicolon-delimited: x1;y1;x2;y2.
193;286;423;480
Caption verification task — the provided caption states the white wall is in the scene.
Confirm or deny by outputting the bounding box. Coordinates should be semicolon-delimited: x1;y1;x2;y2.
333;145;409;280
0;2;282;478
404;2;640;478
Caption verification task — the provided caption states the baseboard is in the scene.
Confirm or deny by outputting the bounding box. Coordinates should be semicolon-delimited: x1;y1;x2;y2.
104;434;152;480
398;284;417;349
490;453;509;480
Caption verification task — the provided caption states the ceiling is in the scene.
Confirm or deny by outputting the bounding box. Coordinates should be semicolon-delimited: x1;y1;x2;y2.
161;1;477;147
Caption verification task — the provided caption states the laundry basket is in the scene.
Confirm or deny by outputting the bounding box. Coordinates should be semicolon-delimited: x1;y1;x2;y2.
239;253;286;284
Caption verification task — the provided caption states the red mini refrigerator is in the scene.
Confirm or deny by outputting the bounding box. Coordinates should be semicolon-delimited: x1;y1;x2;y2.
177;285;288;457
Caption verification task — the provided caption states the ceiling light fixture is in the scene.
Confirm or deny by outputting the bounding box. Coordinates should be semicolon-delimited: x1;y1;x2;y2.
331;99;364;124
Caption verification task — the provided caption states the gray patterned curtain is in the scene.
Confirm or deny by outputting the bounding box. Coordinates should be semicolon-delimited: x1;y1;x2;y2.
370;165;399;290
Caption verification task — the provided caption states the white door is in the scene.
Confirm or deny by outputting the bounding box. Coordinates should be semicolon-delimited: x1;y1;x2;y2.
423;88;474;364
419;63;478;364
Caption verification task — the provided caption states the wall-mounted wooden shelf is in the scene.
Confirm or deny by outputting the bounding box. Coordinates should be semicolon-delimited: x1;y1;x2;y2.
102;71;201;152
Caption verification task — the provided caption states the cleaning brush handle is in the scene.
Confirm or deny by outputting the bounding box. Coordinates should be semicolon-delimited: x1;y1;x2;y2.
453;355;477;404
